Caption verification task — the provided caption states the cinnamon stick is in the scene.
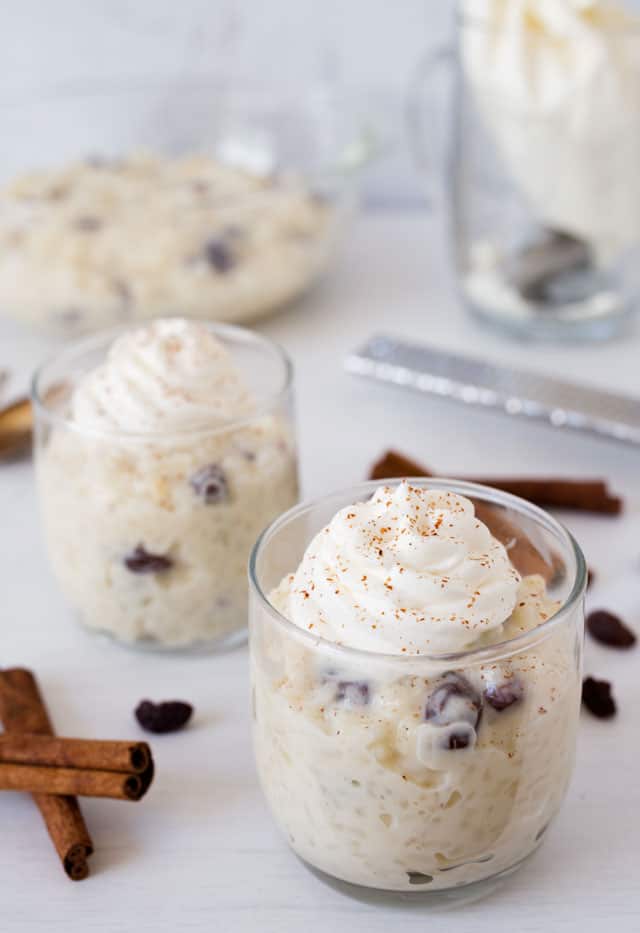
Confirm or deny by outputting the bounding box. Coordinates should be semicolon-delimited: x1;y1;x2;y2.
472;501;557;583
369;450;622;515
473;478;620;514
0;734;151;774
1;383;69;463
0;397;32;461
0;762;149;801
0;669;93;881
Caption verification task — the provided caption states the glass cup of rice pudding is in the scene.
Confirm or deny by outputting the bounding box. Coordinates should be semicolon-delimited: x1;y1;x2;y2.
33;317;298;651
249;478;586;901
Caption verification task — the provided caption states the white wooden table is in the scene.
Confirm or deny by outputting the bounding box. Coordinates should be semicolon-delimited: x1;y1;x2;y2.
2;212;639;931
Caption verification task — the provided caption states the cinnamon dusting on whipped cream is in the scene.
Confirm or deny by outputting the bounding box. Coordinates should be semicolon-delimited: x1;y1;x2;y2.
271;482;521;654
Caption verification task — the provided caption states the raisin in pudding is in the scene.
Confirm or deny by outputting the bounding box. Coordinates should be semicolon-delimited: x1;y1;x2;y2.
249;480;585;896
34;318;298;649
0;152;332;333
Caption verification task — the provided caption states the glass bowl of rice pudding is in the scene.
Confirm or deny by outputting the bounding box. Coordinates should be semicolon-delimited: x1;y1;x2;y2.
33;317;298;652
249;479;586;901
0;81;371;335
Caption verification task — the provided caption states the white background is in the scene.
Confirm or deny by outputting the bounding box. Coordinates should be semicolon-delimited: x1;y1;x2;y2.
2;0;452;89
1;0;455;205
1;2;640;929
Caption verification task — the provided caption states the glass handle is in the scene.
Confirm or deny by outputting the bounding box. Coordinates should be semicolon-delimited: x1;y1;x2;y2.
405;45;455;210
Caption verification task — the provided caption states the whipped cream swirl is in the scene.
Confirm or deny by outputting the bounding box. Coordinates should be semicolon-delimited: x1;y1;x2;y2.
275;482;521;654
72;318;254;433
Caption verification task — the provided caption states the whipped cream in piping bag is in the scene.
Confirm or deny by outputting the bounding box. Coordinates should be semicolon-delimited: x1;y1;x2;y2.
72;318;254;433
273;482;521;655
461;0;640;262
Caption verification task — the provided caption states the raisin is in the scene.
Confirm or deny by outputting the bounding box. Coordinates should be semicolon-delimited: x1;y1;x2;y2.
425;672;482;729
335;681;369;707
442;725;475;749
204;238;234;273
124;545;173;574
582;677;616;719
112;278;131;303
56;308;84;327
190;464;229;504
586;610;636;649
436;722;477;751
135;700;193;734
74;215;102;232
484;676;525;712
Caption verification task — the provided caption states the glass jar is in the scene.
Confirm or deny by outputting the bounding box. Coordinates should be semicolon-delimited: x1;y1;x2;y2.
249;479;586;901
33;322;298;652
409;5;640;340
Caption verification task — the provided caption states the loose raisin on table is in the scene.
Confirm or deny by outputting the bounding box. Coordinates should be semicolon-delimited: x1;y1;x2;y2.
582;677;616;719
586;610;636;649
135;700;193;734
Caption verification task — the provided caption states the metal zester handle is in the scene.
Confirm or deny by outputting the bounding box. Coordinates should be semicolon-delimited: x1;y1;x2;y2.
345;335;640;447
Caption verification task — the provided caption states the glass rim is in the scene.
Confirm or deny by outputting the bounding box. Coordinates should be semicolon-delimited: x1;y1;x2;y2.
457;6;640;35
31;319;294;443
248;477;587;666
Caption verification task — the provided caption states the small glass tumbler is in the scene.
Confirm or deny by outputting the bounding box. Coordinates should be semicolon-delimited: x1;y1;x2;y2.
33;322;298;652
249;479;586;902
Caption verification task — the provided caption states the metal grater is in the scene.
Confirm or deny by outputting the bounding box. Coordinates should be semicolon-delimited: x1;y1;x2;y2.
345;335;640;446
